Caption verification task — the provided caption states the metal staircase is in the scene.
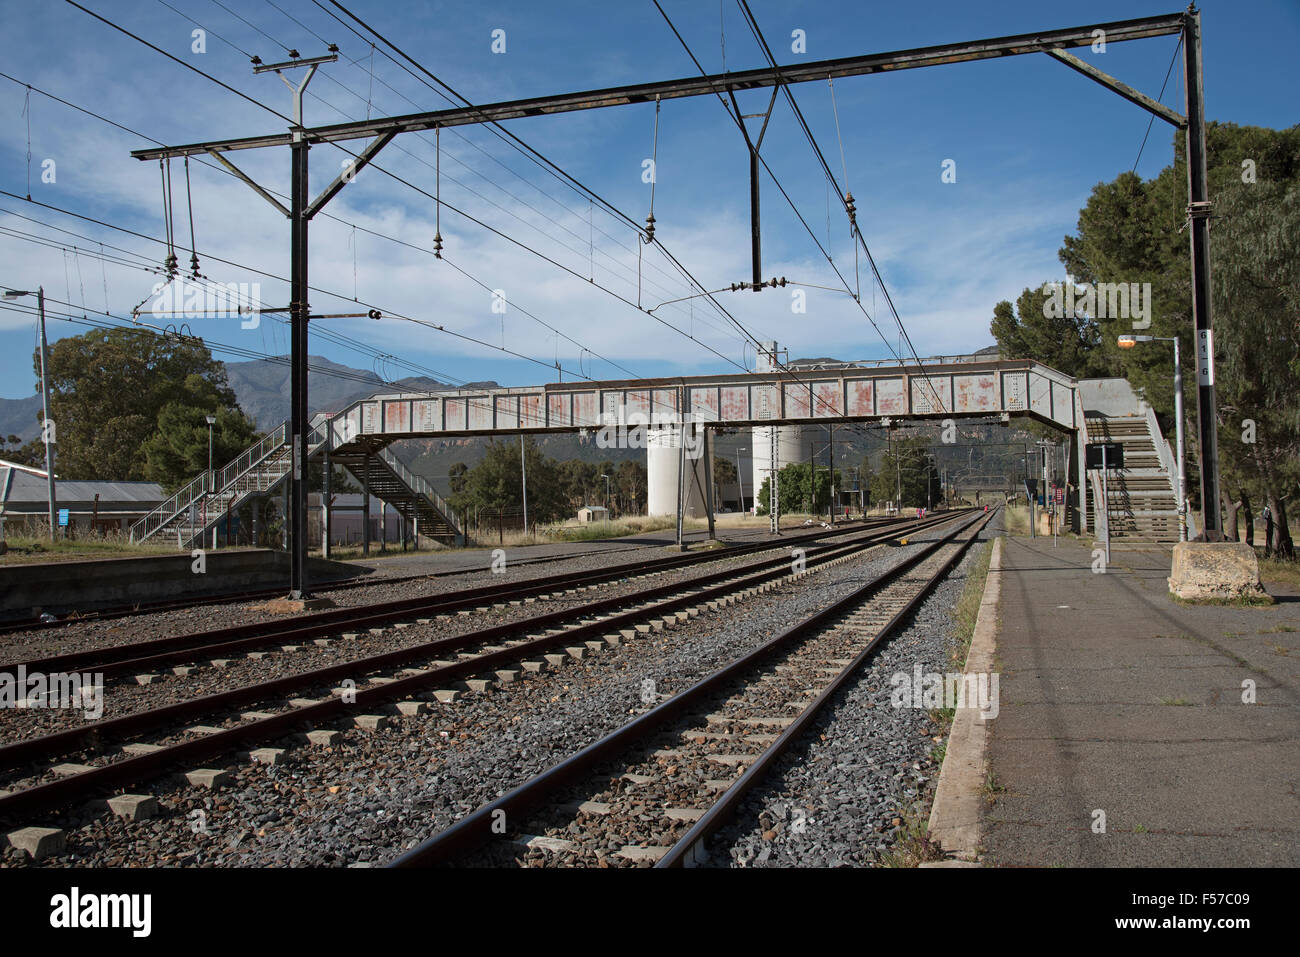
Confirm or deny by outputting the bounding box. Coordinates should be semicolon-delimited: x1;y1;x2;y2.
1083;412;1182;542
130;400;461;548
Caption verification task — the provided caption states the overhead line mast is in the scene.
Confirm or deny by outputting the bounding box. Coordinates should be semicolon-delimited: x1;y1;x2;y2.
126;10;1215;597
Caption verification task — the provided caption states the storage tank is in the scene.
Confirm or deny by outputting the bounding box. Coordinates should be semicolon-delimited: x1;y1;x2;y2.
646;425;709;518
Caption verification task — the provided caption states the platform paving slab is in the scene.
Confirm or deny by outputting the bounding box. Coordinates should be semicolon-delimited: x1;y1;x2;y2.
981;536;1300;868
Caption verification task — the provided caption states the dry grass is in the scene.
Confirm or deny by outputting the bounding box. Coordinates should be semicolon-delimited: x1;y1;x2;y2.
0;528;179;564
1002;505;1031;536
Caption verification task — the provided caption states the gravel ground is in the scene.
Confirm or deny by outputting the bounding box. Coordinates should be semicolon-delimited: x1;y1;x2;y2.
702;512;1002;867
0;535;852;750
3;517;970;868
0;523;862;662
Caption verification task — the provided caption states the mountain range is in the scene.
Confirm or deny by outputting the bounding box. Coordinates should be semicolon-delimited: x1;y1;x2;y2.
0;355;500;441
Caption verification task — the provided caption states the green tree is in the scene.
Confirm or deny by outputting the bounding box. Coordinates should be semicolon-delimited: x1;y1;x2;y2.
450;438;567;524
38;328;253;481
613;458;646;515
993;120;1300;549
869;438;939;509
755;461;841;516
141;394;258;491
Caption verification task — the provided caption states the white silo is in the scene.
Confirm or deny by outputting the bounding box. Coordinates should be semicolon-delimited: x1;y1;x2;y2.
646;425;709;518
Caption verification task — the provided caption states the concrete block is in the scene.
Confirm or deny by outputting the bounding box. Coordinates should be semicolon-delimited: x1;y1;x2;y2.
246;651;269;660
520;660;547;673
240;711;275;721
1168;541;1267;601
431;689;461;704
313;638;333;647
171;666;195;676
289;698;322;708
301;729;340;746
107;794;159;822
617;845;670;862
121;743;164;756
394;700;427;716
248;748;287;766
353;715;388;731
619;629;637;640
463;678;494;693
134;674;161;685
602;635;621;647
543;653;567;668
50;763;94;777
280;644;302;652
210;659;231;669
584;640;604;652
186;725;223;736
184;768;231;789
7;827;64;861
494;670;520;684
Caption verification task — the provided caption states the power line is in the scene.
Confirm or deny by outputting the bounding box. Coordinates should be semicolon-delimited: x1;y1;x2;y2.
733;0;944;412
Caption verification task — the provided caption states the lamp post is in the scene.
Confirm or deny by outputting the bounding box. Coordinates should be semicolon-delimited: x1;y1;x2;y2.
1119;334;1187;541
599;472;611;515
3;288;56;542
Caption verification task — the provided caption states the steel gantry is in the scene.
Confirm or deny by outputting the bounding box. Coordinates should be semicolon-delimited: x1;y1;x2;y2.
130;7;1222;596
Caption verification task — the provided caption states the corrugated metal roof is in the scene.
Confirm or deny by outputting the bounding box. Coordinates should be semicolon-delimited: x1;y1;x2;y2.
1;468;164;505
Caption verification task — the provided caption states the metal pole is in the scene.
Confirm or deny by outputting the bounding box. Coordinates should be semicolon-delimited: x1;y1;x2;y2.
749;149;762;290
519;435;529;539
828;424;835;525
1173;334;1187;542
675;418;685;548
288;117;311;596
362;452;370;557
1182;8;1222;541
36;288;56;543
322;450;331;559
702;427;715;540
1102;444;1111;565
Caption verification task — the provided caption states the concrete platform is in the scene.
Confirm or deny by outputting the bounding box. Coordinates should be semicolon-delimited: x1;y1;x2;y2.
981;536;1300;867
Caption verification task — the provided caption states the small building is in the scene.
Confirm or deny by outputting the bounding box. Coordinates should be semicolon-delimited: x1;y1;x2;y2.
0;460;165;537
577;505;610;523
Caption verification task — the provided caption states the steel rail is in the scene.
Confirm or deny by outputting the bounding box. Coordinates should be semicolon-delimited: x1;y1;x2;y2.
389;508;991;866
658;511;994;866
0;538;675;636
0;514;961;817
1;516;895;675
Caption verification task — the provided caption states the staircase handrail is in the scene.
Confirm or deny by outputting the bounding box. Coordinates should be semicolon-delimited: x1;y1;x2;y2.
129;469;209;543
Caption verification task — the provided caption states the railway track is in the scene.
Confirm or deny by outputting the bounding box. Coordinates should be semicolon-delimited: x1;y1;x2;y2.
390;508;994;867
0;536;701;636
0;511;966;826
1;516;893;679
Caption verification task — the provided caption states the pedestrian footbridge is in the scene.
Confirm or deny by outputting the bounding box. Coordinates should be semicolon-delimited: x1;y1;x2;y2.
130;355;1183;546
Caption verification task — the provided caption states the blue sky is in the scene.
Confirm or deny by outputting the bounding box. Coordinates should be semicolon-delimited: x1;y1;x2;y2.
1;0;1297;401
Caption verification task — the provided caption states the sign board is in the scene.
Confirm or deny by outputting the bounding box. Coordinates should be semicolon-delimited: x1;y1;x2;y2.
1023;478;1037;501
58;508;69;527
1085;442;1124;469
1054;488;1065;506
